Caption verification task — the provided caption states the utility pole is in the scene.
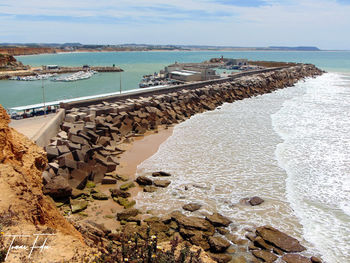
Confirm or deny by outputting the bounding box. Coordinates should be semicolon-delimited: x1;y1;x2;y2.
42;78;46;116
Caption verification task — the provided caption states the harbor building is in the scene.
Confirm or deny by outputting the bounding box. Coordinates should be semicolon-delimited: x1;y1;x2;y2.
165;62;219;82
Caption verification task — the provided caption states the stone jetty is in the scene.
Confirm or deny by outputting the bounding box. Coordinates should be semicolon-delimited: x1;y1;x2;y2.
43;64;322;199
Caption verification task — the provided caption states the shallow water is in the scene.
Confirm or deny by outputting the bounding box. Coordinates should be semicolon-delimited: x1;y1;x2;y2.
135;73;350;262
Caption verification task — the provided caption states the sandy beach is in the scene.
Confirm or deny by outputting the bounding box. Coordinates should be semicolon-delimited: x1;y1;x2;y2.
79;126;174;230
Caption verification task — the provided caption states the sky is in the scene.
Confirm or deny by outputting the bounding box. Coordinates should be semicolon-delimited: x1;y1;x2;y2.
0;0;349;49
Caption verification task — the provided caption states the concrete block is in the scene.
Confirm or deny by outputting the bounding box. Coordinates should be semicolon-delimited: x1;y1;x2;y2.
69;169;89;190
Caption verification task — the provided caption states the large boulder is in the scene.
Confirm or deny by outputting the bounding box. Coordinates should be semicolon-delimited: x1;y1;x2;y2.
136;176;153;186
256;226;306;253
45;146;59;161
190;233;210;251
68;169;89;190
249;196;264;206
43;176;72;198
208;236;231;253
154;179;171;188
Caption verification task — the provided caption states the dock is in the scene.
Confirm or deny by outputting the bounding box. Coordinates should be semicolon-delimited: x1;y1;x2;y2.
0;66;123;80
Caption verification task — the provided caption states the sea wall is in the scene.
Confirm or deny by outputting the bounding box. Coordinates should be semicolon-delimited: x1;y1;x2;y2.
42;64;323;199
32;109;66;147
61;66;291;110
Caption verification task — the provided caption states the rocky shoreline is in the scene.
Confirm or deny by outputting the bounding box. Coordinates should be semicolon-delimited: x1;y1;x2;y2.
41;64;324;262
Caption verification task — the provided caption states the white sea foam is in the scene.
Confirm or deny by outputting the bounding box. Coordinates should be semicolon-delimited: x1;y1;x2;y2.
135;73;350;262
272;73;350;263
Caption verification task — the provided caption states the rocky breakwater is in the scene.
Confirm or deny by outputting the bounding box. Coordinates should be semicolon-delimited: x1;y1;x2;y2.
42;64;322;215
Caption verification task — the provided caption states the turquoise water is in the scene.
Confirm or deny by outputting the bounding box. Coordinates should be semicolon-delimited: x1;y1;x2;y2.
0;51;350;109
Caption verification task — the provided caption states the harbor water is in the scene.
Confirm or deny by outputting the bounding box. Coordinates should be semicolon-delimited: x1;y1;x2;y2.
135;73;350;262
1;51;350;108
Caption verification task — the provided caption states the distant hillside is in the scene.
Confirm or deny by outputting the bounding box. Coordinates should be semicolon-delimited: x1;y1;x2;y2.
0;43;322;55
268;46;321;51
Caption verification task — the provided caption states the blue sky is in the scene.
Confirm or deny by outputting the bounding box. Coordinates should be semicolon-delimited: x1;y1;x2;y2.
0;0;349;49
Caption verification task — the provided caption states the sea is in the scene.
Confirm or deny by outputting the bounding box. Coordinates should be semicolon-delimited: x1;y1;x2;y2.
1;51;350;262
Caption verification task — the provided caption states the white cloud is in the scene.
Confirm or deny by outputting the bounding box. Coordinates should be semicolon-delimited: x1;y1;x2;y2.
0;0;349;49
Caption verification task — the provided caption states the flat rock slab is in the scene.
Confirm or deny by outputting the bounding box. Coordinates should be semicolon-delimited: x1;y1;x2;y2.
101;177;117;184
183;203;202;212
282;254;312;263
70;199;88;213
170;211;214;234
152;171;172;177
256;226;306;253
114;197;136;209
92;192;109;200
252;250;278;263
154;179;171;188
116;208;139;221
231;256;247;263
120;182;135;191
206;213;232;227
110;188;131;198
208;253;232;263
143;186;157;193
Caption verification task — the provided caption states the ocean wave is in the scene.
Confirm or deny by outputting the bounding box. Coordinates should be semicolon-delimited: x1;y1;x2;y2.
272;73;350;262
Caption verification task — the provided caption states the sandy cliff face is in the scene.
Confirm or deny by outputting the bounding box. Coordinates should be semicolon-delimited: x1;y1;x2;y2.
0;47;56;56
0;54;24;70
0;105;89;262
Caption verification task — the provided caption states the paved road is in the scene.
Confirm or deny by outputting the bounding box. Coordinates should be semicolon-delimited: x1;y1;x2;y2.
9;114;55;139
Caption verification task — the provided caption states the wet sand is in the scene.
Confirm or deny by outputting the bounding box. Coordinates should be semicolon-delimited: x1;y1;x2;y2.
80;126;174;230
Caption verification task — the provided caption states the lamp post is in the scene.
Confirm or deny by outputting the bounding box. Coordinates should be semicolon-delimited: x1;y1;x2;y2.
119;71;122;94
42;78;46;116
